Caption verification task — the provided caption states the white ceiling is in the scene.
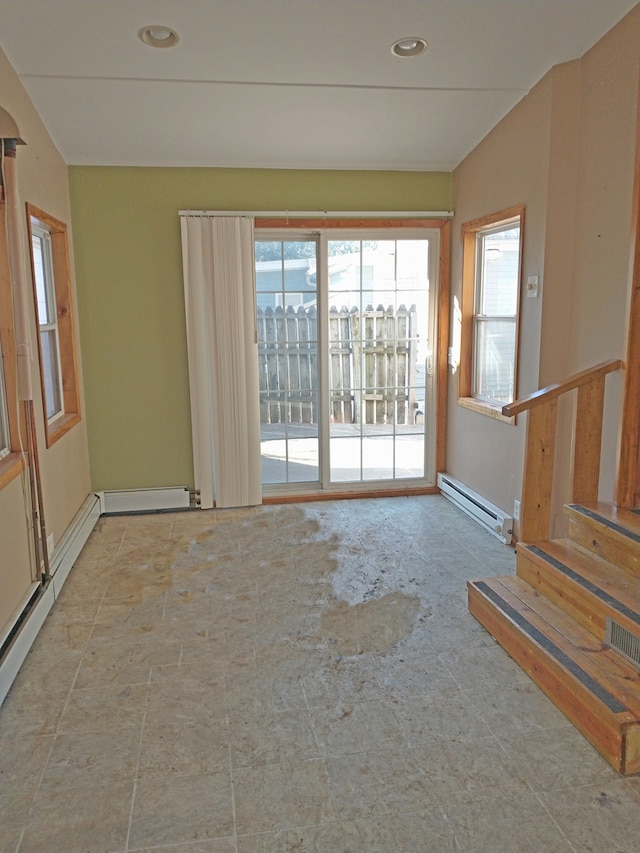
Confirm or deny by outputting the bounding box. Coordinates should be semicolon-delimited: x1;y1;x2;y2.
0;0;637;171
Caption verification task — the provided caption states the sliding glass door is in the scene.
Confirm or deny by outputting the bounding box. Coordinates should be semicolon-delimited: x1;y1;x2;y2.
326;238;430;484
255;230;438;493
255;239;320;486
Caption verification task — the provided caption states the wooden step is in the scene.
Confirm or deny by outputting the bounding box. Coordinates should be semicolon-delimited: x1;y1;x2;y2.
516;539;640;643
565;503;640;577
468;575;640;775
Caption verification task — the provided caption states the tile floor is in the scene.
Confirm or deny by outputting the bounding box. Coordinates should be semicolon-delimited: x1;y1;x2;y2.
1;495;639;853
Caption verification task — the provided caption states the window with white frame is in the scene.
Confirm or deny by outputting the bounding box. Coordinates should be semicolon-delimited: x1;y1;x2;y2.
31;221;63;421
473;222;521;403
27;204;81;446
459;207;524;419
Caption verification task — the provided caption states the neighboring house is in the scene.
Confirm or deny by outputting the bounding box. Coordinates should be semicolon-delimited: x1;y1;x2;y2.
256;259;316;310
0;6;639;693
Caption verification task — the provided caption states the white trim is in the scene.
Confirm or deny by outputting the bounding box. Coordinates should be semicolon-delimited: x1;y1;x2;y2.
0;582;54;707
0;493;101;706
0;581;41;652
50;494;101;589
180;210;454;219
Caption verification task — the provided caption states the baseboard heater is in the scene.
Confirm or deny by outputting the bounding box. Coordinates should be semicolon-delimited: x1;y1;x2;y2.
100;487;192;514
437;473;513;544
0;493;101;706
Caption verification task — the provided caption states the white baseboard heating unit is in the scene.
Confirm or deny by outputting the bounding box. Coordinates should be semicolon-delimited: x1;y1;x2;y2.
100;487;192;514
0;493;101;706
437;473;513;544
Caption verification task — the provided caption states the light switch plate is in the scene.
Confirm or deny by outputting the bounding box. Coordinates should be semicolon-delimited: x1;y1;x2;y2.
526;276;539;298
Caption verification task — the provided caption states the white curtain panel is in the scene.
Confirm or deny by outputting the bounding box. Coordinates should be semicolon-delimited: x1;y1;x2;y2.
180;215;261;508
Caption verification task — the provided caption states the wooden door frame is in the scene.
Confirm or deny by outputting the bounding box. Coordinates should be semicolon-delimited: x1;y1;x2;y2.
255;218;451;487
616;69;640;508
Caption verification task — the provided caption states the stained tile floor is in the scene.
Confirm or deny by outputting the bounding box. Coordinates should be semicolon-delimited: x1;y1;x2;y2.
1;496;639;853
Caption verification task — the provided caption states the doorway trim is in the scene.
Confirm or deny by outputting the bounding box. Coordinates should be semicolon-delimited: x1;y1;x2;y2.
616;70;640;508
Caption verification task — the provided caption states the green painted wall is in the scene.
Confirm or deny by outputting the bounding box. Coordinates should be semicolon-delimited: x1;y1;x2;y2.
68;167;452;491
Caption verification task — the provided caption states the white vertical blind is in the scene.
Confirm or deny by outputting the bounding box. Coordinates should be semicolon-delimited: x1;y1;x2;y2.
180;215;261;508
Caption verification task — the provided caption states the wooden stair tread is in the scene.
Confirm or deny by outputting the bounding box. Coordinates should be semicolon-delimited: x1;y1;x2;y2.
571;502;640;537
564;503;640;577
537;539;639;602
469;575;640;716
517;539;640;638
468;575;640;774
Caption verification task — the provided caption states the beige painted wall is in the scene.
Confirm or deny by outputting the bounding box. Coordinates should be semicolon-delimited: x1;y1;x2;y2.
448;7;640;536
0;48;91;631
68;166;452;491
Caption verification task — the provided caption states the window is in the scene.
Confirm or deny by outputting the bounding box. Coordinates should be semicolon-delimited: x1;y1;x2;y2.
0;191;26;487
0;358;10;460
459;206;524;421
27;204;81;446
31;222;63;420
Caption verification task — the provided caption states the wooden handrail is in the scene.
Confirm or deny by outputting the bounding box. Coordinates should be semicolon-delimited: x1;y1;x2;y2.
502;359;622;417
504;358;622;542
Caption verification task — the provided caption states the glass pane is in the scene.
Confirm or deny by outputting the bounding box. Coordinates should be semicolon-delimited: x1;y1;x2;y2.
474;317;516;403
255;263;284;295
328;241;361;293
328;238;428;485
255;241;317;305
260;423;319;484
40;328;62;419
397;241;429;289
255;241;282;265
363;435;394;480
361;290;396;313
395;431;425;478
329;433;361;482
287;422;319;483
31;233;51;325
257;240;319;486
367;240;396;291
479;226;520;316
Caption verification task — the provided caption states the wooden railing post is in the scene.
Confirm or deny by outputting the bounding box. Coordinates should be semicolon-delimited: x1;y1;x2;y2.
520;399;557;541
572;376;605;506
502;359;621;543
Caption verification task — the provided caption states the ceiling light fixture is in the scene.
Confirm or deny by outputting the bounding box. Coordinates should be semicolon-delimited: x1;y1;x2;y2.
138;25;179;48
391;37;427;58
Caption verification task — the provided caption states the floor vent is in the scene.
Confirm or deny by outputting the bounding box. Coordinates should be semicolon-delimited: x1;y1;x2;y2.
437;472;513;544
606;617;640;668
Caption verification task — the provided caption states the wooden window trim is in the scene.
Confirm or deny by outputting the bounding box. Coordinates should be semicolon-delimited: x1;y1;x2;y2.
0;452;27;490
458;205;524;424
0;193;28;489
26;203;81;447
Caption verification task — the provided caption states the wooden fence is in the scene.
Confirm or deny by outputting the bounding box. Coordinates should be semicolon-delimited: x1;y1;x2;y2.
257;303;418;425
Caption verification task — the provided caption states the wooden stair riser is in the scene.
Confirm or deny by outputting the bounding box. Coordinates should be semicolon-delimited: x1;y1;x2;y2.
566;511;640;578
468;579;640;775
516;545;640;645
507;574;640;709
516;548;604;637
624;725;640;775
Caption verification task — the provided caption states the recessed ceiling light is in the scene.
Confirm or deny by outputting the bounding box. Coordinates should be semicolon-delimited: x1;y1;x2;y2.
138;25;179;48
391;37;427;58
